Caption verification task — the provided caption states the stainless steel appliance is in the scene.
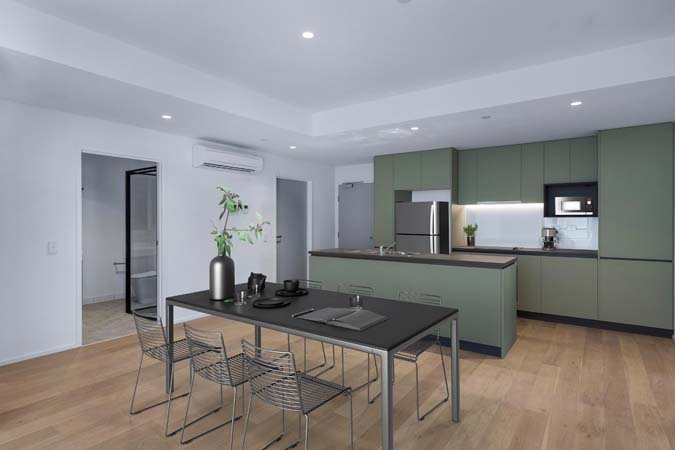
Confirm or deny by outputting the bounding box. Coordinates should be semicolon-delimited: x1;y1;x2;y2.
555;196;594;216
542;227;558;249
395;201;449;254
544;182;598;217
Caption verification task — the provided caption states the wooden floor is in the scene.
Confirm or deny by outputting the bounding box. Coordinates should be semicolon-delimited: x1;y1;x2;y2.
1;317;675;450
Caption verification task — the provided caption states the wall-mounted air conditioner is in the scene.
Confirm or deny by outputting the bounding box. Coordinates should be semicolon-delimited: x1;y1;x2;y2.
192;144;263;174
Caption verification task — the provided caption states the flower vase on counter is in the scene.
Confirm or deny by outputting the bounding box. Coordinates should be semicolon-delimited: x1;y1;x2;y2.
463;223;478;247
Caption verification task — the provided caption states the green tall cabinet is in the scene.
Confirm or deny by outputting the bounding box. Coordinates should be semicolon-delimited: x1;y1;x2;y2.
373;155;395;246
598;123;674;330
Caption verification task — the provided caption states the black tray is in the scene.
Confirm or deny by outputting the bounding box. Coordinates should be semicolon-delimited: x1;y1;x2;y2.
275;289;309;297
252;297;291;308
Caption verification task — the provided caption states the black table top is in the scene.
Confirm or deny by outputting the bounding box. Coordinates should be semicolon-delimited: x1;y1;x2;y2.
167;283;458;352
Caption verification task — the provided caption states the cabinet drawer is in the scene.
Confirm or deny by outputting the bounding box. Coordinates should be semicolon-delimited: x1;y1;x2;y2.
542;257;598;319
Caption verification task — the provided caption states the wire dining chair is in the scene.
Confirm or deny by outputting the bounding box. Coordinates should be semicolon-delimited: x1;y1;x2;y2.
240;339;353;450
129;311;191;437
180;324;248;448
367;291;450;420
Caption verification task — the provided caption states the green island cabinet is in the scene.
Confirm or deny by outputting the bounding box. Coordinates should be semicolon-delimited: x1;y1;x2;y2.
544;136;598;184
597;123;674;330
541;257;598;320
516;255;542;312
309;256;517;357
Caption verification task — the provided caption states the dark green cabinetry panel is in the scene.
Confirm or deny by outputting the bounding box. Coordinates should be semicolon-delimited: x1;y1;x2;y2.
420;148;452;189
544;140;571;184
569;136;598;182
373;155;395;246
393;152;421;190
598;259;673;330
458;150;478;204
542;257;598;319
521;143;544;203
599;123;674;260
477;145;521;202
517;255;542;312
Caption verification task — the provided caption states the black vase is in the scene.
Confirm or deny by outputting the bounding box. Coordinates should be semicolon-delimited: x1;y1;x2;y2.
467;235;476;247
209;255;235;301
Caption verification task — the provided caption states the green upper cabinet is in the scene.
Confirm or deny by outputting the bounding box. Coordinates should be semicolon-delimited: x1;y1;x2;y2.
373;155;395;246
477;145;521;202
599;123;674;260
458;150;478;204
569;136;598;182
544;140;571;184
544;137;598;184
521;142;544;203
420;148;452;190
393;152;421;190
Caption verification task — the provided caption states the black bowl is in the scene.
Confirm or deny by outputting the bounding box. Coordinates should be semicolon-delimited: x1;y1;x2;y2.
283;279;300;293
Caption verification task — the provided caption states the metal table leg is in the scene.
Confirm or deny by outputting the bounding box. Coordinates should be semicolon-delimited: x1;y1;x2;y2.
166;302;174;394
380;350;394;450
451;316;460;422
254;325;262;357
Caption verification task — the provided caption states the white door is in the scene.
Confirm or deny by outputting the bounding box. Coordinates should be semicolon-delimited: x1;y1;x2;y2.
276;179;308;281
338;182;374;248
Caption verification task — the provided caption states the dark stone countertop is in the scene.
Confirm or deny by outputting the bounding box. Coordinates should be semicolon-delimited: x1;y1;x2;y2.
309;248;516;269
452;245;598;259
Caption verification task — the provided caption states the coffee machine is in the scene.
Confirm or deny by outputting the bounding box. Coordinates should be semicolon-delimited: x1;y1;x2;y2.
541;227;558;249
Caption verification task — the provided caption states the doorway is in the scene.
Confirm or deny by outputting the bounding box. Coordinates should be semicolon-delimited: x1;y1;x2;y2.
276;178;308;282
81;154;158;345
338;182;374;248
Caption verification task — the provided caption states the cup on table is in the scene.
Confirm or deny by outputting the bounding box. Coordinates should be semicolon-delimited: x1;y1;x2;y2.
284;279;300;293
349;295;364;310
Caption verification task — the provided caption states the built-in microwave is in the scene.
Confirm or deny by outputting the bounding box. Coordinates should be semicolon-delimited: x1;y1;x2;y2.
544;182;598;217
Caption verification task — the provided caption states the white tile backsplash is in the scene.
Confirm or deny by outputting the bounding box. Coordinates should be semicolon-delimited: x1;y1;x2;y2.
464;204;598;249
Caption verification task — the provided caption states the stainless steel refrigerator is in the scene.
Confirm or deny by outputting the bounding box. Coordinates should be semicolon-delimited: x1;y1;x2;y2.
395;201;449;254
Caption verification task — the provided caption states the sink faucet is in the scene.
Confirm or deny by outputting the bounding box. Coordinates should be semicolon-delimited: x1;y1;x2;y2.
379;242;397;256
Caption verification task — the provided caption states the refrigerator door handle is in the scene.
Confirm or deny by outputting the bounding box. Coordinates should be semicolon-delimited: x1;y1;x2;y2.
429;203;436;253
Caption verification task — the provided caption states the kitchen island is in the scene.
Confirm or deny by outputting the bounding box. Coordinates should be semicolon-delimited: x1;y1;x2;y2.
309;249;517;357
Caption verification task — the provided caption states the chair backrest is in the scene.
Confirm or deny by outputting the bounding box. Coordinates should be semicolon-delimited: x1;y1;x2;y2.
338;284;373;296
397;291;444;336
241;339;303;413
184;324;233;385
299;279;322;290
132;311;167;354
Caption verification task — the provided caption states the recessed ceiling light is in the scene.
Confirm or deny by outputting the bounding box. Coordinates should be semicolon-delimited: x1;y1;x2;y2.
302;31;314;39
289;145;297;149
161;114;172;120
410;126;419;131
570;101;583;106
481;115;491;120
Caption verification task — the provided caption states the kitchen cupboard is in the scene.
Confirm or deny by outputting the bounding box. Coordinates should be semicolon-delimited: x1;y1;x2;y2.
477;145;521;202
599;123;674;261
520;143;544;203
543;140;571;184
541;257;598;320
517;255;542;312
544;137;598;184
373;155;395;246
458;150;478;204
598;259;673;330
420;148;452;190
393;152;421;190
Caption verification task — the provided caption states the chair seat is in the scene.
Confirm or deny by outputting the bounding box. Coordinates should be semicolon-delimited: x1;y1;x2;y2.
396;338;436;360
145;338;192;363
298;373;350;414
194;352;247;387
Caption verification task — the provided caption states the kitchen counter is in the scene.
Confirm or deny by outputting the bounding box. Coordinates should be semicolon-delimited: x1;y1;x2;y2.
309;248;516;269
452;245;598;259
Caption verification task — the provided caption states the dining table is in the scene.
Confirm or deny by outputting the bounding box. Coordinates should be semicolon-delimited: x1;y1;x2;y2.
165;282;460;450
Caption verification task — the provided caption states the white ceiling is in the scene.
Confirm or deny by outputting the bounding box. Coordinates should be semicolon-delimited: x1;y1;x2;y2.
2;0;675;165
14;0;675;110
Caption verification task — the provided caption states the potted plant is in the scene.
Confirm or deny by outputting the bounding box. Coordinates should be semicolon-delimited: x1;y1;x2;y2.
210;187;269;301
463;223;478;247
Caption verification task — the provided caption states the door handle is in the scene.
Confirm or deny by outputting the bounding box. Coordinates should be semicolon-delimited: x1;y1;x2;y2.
276;235;282;244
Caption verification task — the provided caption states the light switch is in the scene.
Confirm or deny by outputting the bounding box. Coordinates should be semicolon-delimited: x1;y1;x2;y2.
47;241;58;255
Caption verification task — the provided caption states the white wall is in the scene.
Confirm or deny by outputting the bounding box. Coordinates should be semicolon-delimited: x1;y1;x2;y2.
464;204;598;249
0;98;334;365
82;154;155;304
333;163;374;246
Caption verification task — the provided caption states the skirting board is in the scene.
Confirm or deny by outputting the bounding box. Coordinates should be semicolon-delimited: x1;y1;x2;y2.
518;310;674;338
